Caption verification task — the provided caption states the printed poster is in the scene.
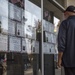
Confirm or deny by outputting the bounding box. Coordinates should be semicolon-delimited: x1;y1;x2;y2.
0;34;8;51
9;36;21;52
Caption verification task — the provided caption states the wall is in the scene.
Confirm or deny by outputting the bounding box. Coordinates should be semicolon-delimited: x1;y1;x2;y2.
67;0;75;6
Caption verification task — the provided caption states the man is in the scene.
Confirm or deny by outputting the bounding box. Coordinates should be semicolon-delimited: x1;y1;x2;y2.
58;5;75;75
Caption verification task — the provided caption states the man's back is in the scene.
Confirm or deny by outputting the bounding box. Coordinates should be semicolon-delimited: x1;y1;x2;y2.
58;15;75;67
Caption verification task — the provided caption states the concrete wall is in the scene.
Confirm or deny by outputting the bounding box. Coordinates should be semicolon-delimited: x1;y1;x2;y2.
67;0;75;6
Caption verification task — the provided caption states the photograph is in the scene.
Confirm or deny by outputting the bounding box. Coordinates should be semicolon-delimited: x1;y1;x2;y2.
43;9;53;23
0;16;8;34
9;0;24;9
16;22;24;37
0;34;8;51
8;19;16;35
0;0;8;17
9;36;21;52
9;3;22;21
22;38;27;53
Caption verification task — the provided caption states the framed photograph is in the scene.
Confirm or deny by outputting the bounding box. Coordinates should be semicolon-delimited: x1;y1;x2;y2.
50;23;54;33
43;9;54;23
45;21;49;31
22;38;27;53
51;34;53;43
43;43;49;54
45;32;48;42
32;28;36;40
32;15;38;27
0;16;8;34
8;19;16;35
31;41;39;54
53;35;56;44
48;22;51;32
25;24;32;39
9;0;24;9
9;3;22;21
0;34;8;52
25;38;31;54
31;40;35;53
48;44;52;53
35;41;39;54
16;22;24;37
48;34;51;43
9;36;21;52
25;10;32;25
0;0;8;17
50;44;55;54
22;9;25;24
43;20;47;31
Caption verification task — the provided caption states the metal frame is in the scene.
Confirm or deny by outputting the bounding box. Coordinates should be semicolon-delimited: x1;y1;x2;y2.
41;0;44;75
49;0;65;12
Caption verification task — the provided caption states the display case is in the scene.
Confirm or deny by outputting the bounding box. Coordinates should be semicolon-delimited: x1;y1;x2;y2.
43;10;56;54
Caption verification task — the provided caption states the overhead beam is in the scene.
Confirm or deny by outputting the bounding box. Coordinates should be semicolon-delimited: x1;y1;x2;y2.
48;0;65;12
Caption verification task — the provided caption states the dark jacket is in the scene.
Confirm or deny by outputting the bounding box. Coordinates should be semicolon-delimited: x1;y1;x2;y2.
58;15;75;67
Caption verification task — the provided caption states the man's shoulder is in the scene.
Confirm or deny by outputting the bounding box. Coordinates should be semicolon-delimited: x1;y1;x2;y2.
61;20;67;26
61;19;67;24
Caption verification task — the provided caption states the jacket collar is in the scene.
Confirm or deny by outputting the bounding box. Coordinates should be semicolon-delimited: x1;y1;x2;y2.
68;15;75;19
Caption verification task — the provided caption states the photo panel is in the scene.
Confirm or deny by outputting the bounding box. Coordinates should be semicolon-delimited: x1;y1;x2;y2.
31;40;39;54
25;38;31;54
9;36;21;52
0;16;8;34
8;19;16;35
22;38;27;53
16;22;24;37
0;0;8;17
9;2;22;21
0;34;8;52
9;0;24;9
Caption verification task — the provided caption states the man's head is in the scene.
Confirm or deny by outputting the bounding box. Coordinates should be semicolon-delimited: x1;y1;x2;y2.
64;5;75;19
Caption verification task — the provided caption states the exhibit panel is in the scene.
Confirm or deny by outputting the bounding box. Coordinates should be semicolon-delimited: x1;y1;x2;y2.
0;0;65;75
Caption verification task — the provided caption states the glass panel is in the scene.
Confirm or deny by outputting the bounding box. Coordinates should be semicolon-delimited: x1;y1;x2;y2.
0;0;41;75
43;0;59;75
25;0;41;75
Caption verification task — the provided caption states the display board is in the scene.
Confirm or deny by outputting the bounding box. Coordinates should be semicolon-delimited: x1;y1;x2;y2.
43;9;56;54
0;34;8;52
43;9;54;23
43;43;55;54
0;0;40;53
0;16;8;34
8;19;16;35
16;22;24;37
9;36;21;52
0;0;8;17
22;38;27;53
9;0;24;9
25;38;31;54
43;20;54;32
9;2;22;21
31;41;39;54
44;32;56;44
25;11;38;40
